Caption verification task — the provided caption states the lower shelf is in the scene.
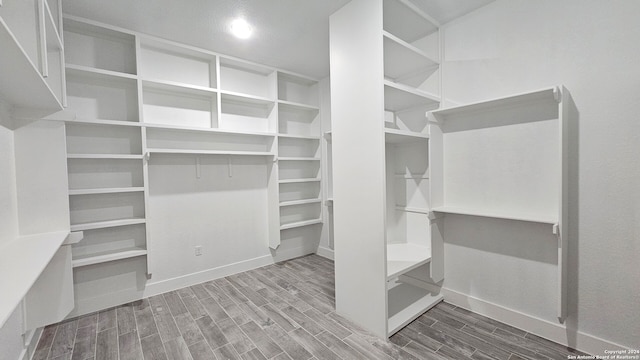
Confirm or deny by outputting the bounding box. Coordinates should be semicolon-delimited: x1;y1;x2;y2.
387;243;431;280
387;281;443;336
432;206;557;225
72;248;147;268
280;219;323;230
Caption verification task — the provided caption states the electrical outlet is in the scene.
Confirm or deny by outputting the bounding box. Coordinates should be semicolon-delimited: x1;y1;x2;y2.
195;246;202;256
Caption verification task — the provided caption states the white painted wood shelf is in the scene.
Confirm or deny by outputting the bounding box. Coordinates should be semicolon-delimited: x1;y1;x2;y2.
431;206;557;225
387;282;443;336
0;231;69;327
385;128;429;143
383;31;438;82
280;219;323;230
384;80;439;111
68;187;145;196
394;206;430;214
278;133;321;140
67;154;144;160
66;63;137;80
70;218;146;232
146;149;274;157
279;198;322;207
277;100;320;111
386;243;432;280
278;178;321;184
72;247;147;268
278;157;321;161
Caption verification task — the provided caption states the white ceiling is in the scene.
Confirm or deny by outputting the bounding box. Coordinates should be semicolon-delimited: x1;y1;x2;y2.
62;0;494;79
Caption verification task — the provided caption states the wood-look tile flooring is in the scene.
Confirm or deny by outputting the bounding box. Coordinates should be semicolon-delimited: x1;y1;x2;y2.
34;255;585;360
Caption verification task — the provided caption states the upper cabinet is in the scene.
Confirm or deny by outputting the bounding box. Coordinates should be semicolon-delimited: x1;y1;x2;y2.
0;0;66;117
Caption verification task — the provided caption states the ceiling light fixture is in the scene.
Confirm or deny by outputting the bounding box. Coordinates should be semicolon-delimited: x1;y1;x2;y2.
230;18;253;39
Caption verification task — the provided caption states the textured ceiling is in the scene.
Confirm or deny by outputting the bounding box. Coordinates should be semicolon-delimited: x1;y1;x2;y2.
62;0;494;78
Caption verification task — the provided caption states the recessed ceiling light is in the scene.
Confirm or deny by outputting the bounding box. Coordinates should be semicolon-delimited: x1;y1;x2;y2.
230;18;253;39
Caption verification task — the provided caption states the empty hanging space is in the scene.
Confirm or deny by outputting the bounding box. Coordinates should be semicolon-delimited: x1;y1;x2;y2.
429;87;563;224
145;127;275;156
138;37;217;89
64;17;137;76
142;80;218;129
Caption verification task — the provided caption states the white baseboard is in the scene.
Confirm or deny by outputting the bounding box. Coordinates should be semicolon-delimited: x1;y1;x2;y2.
441;287;628;355
315;246;334;260
144;254;275;298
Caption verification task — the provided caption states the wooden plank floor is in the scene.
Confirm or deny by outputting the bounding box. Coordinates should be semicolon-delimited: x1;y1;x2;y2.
34;255;586;360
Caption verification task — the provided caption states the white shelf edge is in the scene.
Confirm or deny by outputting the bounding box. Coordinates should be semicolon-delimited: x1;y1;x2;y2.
278;157;321;161
277;133;321;140
67;154;143;160
70;218;146;232
429;87;560;119
146;149;275;157
394;206;430;214
385;128;430;143
432;206;558;225
386;243;432;280
142;77;216;93
66;118;142;127
220;89;275;105
278;178;322;184
279;199;322;207
143;122;276;138
280;219;323;230
384;80;441;103
394;174;429;179
72;248;147;268
43;1;64;51
277;99;320;111
0;230;69;327
66;64;137;80
68;187;145;196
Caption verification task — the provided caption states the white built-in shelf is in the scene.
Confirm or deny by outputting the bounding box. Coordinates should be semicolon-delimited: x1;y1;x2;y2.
394;206;430;214
279;198;322;207
384;80;440;112
142;79;216;97
67;154;144;160
143;122;276;138
394;174;429;179
70;218;146;232
0;230;69;327
66;118;142;127
383;31;438;82
278;157;321;161
278;100;320;112
387;282;442;336
280;219;323;230
386;243;432;280
66;64;137;80
432;206;557;225
68;187;145;196
0;21;63;113
44;1;64;51
383;0;439;43
279;178;321;184
385;128;429;143
220;90;275;106
72;247;147;268
278;133;321;140
146;149;274;157
430;87;560;120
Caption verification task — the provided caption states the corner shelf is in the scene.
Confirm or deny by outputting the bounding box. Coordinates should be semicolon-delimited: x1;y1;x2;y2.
383;31;438;82
280;219;323;230
70;218;146;232
384;80;440;111
72;247;147;268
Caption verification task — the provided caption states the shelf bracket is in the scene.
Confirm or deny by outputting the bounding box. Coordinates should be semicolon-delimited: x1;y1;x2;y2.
227;156;233;177
195;156;201;179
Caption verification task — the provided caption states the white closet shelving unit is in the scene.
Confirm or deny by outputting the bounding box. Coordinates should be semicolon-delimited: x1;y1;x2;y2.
61;16;323;316
330;0;443;338
428;86;569;321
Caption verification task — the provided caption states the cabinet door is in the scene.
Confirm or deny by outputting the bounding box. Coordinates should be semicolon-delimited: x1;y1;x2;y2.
23;245;74;330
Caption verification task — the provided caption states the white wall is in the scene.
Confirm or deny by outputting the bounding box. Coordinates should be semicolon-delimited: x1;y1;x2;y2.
440;0;640;350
